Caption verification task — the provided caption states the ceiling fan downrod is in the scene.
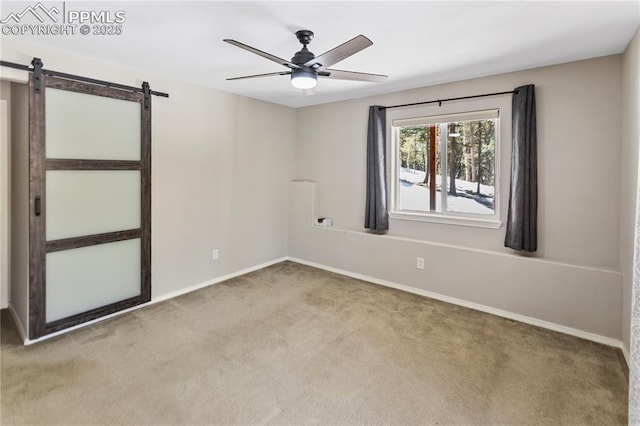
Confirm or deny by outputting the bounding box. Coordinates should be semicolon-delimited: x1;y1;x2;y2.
291;30;316;66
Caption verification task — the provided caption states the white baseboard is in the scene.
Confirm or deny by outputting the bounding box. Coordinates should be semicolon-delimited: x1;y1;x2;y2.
286;256;625;350
12;254;628;358
152;257;288;304
622;343;630;368
21;257;288;345
8;303;28;343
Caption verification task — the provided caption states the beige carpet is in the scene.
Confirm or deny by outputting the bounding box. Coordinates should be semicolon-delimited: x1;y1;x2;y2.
0;261;628;425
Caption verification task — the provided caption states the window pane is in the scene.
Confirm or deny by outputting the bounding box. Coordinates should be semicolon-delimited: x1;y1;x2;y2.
46;238;141;322
46;87;141;161
395;114;497;218
398;125;441;212
46;170;141;240
446;119;496;215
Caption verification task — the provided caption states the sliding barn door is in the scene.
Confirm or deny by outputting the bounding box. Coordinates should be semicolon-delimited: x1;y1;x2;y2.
29;74;151;339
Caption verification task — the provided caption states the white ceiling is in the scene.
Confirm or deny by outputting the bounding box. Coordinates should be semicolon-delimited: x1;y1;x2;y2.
3;1;640;108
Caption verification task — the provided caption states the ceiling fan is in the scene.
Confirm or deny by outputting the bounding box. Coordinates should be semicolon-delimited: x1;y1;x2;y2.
223;30;388;93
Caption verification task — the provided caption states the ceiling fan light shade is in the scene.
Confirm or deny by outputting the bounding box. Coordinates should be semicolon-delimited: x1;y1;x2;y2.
291;69;317;89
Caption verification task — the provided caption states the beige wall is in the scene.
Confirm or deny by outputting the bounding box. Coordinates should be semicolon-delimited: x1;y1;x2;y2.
1;38;296;337
148;75;295;297
291;56;625;340
9;82;29;335
0;81;10;309
621;27;640;352
295;56;622;270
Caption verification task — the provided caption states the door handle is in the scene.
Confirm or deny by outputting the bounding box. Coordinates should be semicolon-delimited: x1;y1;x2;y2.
35;196;41;216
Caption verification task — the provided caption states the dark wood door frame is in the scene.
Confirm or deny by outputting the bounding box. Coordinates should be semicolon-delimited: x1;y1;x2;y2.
29;74;151;339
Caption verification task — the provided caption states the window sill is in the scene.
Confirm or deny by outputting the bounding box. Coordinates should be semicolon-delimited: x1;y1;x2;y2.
389;211;502;229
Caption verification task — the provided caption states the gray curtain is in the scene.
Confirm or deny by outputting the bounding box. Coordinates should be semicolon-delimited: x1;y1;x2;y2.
365;105;388;232
505;85;537;252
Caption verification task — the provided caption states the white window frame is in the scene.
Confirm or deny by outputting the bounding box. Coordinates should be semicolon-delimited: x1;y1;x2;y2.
387;96;510;229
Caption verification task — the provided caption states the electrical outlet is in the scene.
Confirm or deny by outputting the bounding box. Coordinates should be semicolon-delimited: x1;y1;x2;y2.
212;249;219;260
416;257;424;270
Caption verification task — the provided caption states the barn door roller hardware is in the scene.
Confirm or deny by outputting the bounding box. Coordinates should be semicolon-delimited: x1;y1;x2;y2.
31;57;43;93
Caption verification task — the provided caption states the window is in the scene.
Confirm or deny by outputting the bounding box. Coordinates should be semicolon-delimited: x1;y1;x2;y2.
390;109;501;228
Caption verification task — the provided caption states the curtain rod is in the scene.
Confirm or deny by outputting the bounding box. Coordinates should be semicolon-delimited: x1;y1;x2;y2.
381;89;516;110
0;59;169;98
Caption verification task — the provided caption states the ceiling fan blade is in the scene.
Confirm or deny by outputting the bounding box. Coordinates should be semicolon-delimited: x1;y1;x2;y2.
303;88;316;96
224;39;300;70
226;71;291;81
305;35;373;70
319;69;388;82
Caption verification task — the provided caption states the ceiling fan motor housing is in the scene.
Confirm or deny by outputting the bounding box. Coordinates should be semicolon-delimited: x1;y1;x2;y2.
291;48;315;66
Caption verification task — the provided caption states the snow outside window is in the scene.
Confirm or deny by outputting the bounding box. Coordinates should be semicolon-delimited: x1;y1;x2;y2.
390;109;502;229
